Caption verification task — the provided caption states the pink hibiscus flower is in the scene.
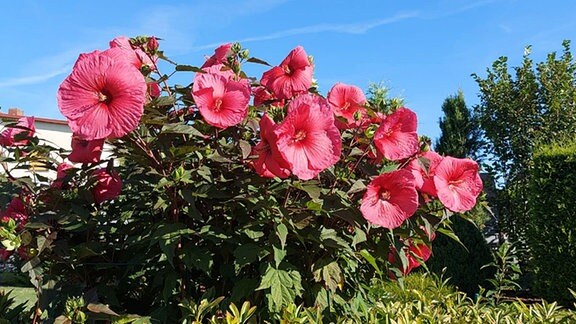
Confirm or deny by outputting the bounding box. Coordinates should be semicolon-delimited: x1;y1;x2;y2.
68;136;104;163
252;86;284;108
373;108;419;161
274;94;341;180
434;157;483;213
202;43;233;68
4;197;27;222
0;249;11;261
58;48;147;140
147;36;159;53
407;150;444;196
109;36;157;71
51;162;74;189
147;82;161;99
92;168;123;204
260;46;313;100
192;67;251;129
1;196;28;231
0;116;35;147
360;169;419;229
389;241;432;276
327;83;367;125
252;114;290;178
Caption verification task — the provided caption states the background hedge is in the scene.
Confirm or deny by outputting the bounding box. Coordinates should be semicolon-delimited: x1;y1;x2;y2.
527;139;576;303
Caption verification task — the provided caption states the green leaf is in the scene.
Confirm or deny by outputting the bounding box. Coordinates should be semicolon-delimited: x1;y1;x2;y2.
230;278;259;302
87;303;120;316
313;260;343;292
246;57;271;66
293;181;321;200
272;244;286;267
162;272;178;302
243;228;265;240
437;227;467;251
21;256;40;273
112;315;153;324
239;140;252;159
156;95;176;106
233;243;262;272
302;184;321;200
257;264;303;312
175;64;205;72
151;223;195;266
346;180;366;195
352;228;367;247
319;228;350;251
161;123;206;138
276;223;288;249
306;200;323;211
54;316;71;324
183;248;214;275
1;238;17;251
359;249;382;277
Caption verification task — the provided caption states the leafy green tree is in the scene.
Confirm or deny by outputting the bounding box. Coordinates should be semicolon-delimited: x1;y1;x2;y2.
472;41;576;268
434;90;481;160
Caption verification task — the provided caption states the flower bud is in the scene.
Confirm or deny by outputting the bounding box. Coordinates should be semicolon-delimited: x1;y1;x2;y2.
147;36;159;53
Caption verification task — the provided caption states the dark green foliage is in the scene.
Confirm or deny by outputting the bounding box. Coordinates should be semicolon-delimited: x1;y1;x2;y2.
527;139;576;304
427;216;494;296
435;90;481;160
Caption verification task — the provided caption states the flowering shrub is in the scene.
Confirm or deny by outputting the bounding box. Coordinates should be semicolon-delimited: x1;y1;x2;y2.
0;36;483;322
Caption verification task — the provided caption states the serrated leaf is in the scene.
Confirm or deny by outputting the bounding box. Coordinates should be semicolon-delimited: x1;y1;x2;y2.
257;264;302;312
320;261;342;292
272;244;286;267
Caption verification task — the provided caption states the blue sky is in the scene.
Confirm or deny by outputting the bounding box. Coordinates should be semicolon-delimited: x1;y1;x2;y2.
1;0;575;141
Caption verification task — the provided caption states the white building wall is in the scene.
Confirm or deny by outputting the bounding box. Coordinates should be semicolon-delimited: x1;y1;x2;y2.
1;117;114;180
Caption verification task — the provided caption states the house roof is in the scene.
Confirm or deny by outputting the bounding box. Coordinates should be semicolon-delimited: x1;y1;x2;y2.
0;111;68;126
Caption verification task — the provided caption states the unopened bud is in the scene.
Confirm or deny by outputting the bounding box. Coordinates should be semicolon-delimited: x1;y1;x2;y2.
239;49;249;60
147;36;159;53
231;42;242;54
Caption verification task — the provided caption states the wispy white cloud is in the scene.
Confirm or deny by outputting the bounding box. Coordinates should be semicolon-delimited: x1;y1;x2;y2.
499;24;513;34
0;65;71;88
425;0;497;19
189;12;420;52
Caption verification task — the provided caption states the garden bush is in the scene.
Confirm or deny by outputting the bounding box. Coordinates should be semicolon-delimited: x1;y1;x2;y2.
0;36;485;322
527;139;576;304
363;273;576;324
427;214;494;296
